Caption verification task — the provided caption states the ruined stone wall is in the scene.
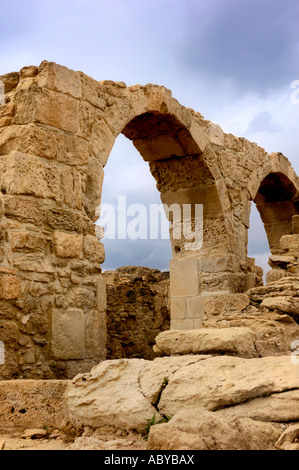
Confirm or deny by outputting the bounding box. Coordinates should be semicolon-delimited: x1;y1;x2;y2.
104;267;170;360
0;61;298;379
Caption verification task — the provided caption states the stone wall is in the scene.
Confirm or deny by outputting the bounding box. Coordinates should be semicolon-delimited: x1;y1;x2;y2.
104;267;169;360
0;60;299;379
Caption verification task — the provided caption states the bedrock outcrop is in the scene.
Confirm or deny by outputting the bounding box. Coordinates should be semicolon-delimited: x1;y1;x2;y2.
64;352;299;450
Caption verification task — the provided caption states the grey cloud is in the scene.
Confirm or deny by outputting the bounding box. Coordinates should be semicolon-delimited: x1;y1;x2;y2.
247;111;283;134
102;238;171;271
179;0;299;96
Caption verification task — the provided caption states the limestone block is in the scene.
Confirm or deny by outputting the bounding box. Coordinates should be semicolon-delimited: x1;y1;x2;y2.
170;297;186;320
199;255;239;274
85;309;106;359
201;273;247;294
91;119;115;167
66;287;95;310
169;257;199;297
203;293;250;316
10;232;45;252
0;275;20;300
20;66;38;78
54;231;82;258
4;196;45;226
79;101;95;140
80;73;106;108
57;133;89;166
170;319;194;330
1;151;60;201
60;166;83;210
38;61;82;99
46;207;83;233
51;308;85;360
261;296;299;317
13;254;54;273
208;121;225;147
186;296;205;319
14;84;79;133
83;157;104;221
280;234;299;252
97;276;107;312
0;124;57;159
266;269;290;284
268;254;296;267
0;319;18;345
0;72;19;92
154;327;258;357
83;235;105;264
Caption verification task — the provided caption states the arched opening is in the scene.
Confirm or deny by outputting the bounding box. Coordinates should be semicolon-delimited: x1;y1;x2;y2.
249;171;299;284
254;172;298;254
98;133;171;359
248;203;270;284
97;109;228;344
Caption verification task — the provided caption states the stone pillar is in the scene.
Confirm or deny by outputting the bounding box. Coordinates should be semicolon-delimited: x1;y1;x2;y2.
0;63;107;379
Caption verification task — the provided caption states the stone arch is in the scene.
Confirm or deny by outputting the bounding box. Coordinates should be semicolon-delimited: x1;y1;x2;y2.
2;61;299;378
249;153;299;255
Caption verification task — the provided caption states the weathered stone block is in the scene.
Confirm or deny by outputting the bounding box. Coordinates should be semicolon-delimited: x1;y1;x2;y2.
85;309;106;359
46;207;83;233
0;275;20;300
38;61;82;99
60;166;83;210
51;308;85;360
186;296;205;319
14;84;79;133
4;196;45;225
79;101;95;139
170;297;186;320
83;235;105;264
203;293;250;316
201;273;247;294
67;286;95;310
1;151;60;200
0;72;19;92
171;319;194;330
57;133;89;166
91;119;115;166
170;257;199;297
97;276;107;312
54;231;82;258
0;124;57;159
10;232;45;252
280;234;299;252
200;255;239;274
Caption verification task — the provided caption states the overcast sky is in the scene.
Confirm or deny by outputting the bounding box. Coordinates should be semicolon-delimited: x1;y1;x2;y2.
1;0;299;275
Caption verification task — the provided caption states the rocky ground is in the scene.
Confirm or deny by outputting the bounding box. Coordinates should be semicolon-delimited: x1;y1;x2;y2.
0;427;147;451
2;276;299;451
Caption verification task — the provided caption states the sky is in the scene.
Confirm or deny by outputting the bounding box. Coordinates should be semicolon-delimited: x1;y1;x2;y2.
1;0;299;275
